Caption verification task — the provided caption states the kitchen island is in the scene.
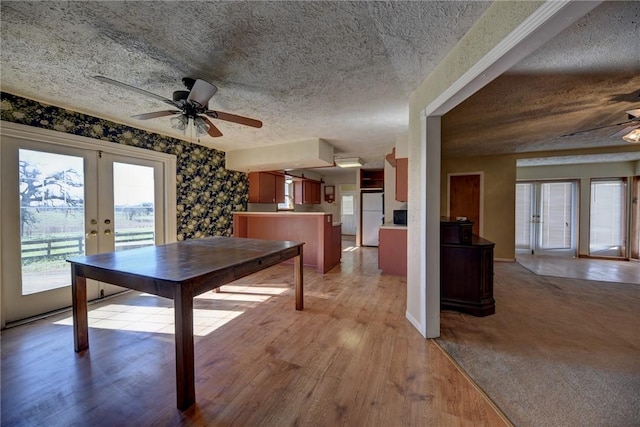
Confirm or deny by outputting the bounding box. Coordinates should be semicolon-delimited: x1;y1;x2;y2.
233;212;341;273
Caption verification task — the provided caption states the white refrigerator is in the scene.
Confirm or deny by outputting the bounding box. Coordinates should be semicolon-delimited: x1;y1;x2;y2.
361;192;384;246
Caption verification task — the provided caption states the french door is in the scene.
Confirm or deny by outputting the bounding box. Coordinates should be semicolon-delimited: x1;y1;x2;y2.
516;181;578;256
1;125;175;324
589;178;627;258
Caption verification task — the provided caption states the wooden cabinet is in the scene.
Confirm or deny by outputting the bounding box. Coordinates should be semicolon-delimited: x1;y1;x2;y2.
294;180;321;204
440;221;495;317
378;226;407;276
233;213;340;273
274;174;285;203
395;158;408;202
248;172;285;204
360;169;384;189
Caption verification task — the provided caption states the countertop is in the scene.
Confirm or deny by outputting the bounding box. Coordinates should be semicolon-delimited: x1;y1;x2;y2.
379;224;407;230
233;211;331;216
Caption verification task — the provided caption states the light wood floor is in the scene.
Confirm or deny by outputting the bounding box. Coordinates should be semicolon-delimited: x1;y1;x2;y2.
1;239;508;427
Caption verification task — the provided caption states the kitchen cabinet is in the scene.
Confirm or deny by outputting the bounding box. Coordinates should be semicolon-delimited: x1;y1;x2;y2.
294;180;321;204
378;226;407;276
395;158;408;202
248;172;285;203
360;169;384;189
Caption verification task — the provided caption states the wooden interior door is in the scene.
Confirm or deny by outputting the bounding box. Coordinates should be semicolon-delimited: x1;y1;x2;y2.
449;174;481;235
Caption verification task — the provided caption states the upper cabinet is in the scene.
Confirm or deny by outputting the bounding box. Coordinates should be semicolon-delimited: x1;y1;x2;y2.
360;169;384;189
395;158;408;202
294;179;321;204
248;172;285;203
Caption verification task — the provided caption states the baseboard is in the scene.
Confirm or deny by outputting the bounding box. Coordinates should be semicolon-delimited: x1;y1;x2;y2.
578;254;629;261
405;311;426;337
495;257;516;262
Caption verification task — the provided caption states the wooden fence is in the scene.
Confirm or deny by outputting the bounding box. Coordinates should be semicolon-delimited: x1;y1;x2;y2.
21;230;154;261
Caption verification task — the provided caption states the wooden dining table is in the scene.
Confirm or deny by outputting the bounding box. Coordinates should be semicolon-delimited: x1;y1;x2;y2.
67;236;304;410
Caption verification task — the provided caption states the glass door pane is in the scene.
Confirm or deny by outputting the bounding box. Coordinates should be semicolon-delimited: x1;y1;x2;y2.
113;162;156;252
1;138;100;324
539;182;573;251
590;179;626;257
19;149;86;295
632;177;640;260
96;153;166;298
515;183;532;250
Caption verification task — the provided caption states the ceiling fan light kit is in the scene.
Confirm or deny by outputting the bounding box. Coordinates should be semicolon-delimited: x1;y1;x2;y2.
622;128;640;143
170;115;189;132
93;75;262;138
193;117;211;136
335;157;364;168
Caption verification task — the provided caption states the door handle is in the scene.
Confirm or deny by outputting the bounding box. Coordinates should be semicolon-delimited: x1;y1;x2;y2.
104;229;112;236
86;230;98;238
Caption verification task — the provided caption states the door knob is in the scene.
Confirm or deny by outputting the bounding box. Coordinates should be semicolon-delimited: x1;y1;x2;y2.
104;229;112;236
86;230;98;237
104;219;111;224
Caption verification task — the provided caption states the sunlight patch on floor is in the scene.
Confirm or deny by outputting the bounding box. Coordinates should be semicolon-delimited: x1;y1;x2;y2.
54;284;288;336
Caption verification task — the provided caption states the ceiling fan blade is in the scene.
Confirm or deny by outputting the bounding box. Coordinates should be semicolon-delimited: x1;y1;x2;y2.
131;110;181;120
187;79;218;108
625;108;640;118
610;122;640;138
93;76;177;107
206;110;263;128
201;116;223;137
560;119;637;137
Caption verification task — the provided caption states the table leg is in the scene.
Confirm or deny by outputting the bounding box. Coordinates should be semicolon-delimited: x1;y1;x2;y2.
295;247;303;311
71;267;89;352
174;287;195;410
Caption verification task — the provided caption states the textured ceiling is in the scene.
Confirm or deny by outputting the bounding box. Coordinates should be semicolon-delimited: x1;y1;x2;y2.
0;1;490;169
443;0;640;159
1;1;639;172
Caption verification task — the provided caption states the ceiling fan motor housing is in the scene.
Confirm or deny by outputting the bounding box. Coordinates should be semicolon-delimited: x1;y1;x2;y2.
173;90;189;102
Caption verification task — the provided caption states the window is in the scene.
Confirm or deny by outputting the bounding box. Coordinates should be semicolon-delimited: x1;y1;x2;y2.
342;194;354;215
278;179;294;210
515;183;532;249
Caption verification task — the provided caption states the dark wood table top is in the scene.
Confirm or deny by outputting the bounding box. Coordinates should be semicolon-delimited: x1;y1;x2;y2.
67;236;303;291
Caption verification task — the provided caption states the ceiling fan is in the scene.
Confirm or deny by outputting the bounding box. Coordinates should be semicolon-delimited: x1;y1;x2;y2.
560;108;640;143
94;76;262;137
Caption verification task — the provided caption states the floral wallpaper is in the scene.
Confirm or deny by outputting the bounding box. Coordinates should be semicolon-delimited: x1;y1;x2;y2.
1;92;248;240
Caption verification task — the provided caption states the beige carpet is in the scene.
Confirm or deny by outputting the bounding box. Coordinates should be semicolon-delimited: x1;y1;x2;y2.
437;261;640;426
